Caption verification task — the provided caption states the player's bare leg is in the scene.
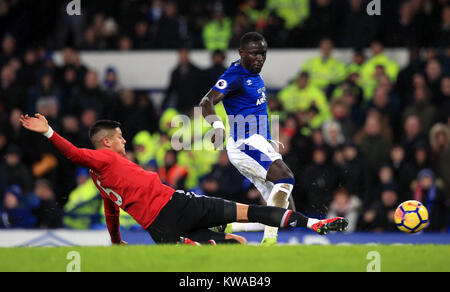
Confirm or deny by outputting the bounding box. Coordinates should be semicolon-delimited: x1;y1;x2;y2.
259;159;296;246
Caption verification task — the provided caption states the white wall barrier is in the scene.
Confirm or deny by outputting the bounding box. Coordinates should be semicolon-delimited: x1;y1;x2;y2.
1;229;449;247
53;49;409;90
0;230;111;247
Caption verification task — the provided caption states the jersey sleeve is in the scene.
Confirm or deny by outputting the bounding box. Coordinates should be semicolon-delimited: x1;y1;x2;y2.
48;131;111;171
212;67;241;96
103;197;121;244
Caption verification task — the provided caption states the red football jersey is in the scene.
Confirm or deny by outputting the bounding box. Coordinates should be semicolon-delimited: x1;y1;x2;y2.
49;131;175;242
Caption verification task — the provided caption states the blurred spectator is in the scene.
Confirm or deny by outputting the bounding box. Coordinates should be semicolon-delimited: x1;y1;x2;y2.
60;65;82;113
277;72;331;129
82;27;102;51
229;11;254;49
266;0;310;32
262;11;288;48
386;0;428;47
102;66;122;98
204;50;227;89
1;144;33;193
5;108;28;150
304;0;339;46
241;0;269;31
299;146;339;215
322;120;345;150
338;0;377;48
134;92;159;134
0;185;36;229
78;108;99;148
69;70;112;119
281;114;300;139
437;5;450;47
162;48;207;114
359;41;400;102
117;35;134;51
278;134;301;179
370;164;398;206
402;114;429;162
413;169;448;232
331;99;358;140
111;89;151;148
201;150;245;202
101;17;120;50
203;8;233;51
132;20;153;50
1;64;26;112
0;34;17;67
359;183;399;232
26;72;63;115
368;88;396;142
154;1;188;49
395;48;424;106
301;38;347;90
438;75;450;124
402;86;437;133
0;131;7;158
354;112;391;187
60;115;83;147
31;179;63;229
347;49;366;77
63;167;101;230
339;142;369;204
149;0;164;25
327;187;362;233
58;47;88;85
429;123;450;201
53;2;86;49
390;144;415;200
19;48;41;91
425;58;443;105
158;149;188;190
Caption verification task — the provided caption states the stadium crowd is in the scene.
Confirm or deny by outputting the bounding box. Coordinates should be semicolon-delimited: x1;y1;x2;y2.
0;0;449;233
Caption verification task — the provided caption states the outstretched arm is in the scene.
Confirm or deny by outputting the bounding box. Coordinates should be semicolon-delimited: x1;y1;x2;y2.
103;196;127;245
20;113;109;171
200;89;226;149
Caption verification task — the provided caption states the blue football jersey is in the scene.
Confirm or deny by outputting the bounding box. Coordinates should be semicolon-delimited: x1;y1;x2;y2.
212;60;270;141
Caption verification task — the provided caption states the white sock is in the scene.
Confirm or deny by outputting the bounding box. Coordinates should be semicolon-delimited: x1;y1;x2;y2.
263;183;293;239
231;222;265;232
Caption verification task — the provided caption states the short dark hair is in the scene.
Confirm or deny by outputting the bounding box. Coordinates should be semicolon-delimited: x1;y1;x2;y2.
240;32;266;49
89;120;121;141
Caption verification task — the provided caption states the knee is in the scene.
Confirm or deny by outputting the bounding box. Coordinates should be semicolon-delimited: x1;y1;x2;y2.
274;176;295;186
268;161;295;183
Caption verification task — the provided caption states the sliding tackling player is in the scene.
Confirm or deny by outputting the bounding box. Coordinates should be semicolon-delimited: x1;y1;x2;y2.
20;113;348;245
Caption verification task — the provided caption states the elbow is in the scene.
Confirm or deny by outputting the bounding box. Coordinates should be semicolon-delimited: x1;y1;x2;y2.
199;96;210;108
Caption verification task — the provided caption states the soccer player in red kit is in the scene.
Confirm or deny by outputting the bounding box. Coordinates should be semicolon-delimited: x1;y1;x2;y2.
20;113;348;245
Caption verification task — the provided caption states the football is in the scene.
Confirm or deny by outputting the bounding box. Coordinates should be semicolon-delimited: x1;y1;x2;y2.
394;200;429;233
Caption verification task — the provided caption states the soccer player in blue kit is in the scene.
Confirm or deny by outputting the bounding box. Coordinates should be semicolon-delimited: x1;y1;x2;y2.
200;32;348;245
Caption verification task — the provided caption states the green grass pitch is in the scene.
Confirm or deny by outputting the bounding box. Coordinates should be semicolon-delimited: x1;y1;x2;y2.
1;244;449;272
